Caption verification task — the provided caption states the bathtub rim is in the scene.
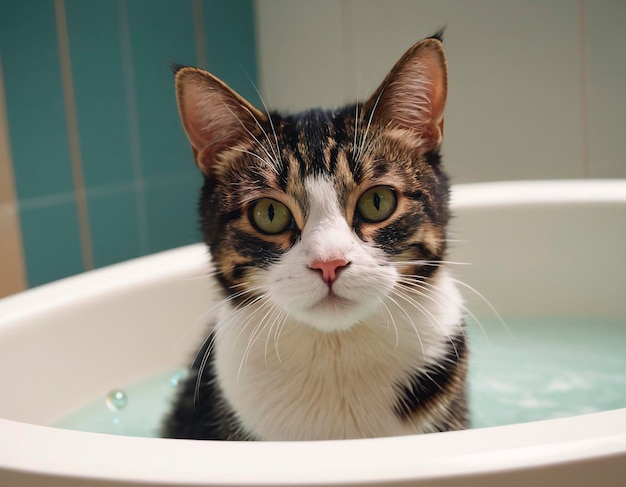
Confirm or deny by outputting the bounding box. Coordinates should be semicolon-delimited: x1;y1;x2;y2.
1;409;625;485
450;178;626;208
1;179;625;486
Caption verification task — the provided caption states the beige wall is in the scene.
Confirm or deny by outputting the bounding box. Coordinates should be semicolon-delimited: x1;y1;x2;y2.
254;0;626;183
0;53;26;297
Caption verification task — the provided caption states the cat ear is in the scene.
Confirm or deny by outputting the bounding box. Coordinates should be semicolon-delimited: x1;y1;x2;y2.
174;67;267;175
363;36;447;152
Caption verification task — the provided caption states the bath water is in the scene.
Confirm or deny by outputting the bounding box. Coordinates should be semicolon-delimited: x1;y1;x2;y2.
55;317;626;437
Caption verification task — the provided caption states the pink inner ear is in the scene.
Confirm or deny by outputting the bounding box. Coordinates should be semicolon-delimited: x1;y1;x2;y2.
425;61;446;125
389;57;446;146
180;80;214;151
180;78;237;154
179;82;233;173
175;69;267;174
365;39;448;151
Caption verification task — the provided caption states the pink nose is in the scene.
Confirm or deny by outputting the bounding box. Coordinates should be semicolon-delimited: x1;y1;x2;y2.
309;259;349;285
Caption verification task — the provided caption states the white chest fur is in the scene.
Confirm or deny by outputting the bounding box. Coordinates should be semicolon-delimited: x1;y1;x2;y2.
213;268;463;441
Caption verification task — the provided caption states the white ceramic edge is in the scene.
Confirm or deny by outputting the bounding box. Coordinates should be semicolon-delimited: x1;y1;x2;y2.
1;179;625;485
450;179;626;208
0;244;211;327
1;411;625;485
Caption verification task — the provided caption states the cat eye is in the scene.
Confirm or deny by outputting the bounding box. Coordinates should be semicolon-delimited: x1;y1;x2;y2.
356;186;397;223
250;198;293;234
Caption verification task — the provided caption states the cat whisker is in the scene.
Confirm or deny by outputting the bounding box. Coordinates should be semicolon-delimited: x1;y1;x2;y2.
356;135;381;169
450;277;510;335
191;323;217;405
233;309;268;382
193;290;270;406
376;297;400;349
390;259;471;268
260;109;283;175
229;294;270;356
394;282;445;329
243;103;282;167
224;280;274;301
193;337;216;409
223;103;281;176
352;102;360;162
232;147;279;173
399;275;493;346
242;70;283;167
259;303;279;370
263;305;286;370
355;87;385;164
373;297;392;335
244;107;284;176
391;285;447;342
272;310;289;367
384;294;426;358
234;292;274;354
192;291;262;376
390;260;503;342
393;282;462;359
265;109;282;169
351;72;363;163
237;296;277;381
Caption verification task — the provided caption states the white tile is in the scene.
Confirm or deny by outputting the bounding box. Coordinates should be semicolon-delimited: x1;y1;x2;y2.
342;0;449;103
585;0;626;179
346;0;586;183
254;0;349;112
254;1;586;183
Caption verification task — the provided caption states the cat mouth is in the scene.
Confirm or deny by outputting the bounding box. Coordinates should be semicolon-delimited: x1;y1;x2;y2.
311;292;354;312
296;291;367;331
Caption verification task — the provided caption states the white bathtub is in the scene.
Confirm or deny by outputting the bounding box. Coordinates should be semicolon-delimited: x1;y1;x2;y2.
1;180;625;486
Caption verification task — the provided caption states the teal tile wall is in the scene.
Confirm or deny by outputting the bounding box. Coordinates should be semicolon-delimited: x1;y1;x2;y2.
87;187;141;268
0;0;74;200
0;0;82;287
65;0;135;189
204;0;261;105
19;199;85;285
145;172;201;254
126;0;197;181
0;0;259;287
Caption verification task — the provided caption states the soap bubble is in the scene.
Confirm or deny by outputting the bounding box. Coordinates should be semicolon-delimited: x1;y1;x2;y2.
105;389;128;411
170;370;186;387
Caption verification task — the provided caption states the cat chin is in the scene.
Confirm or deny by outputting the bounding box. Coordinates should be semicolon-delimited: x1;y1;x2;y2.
287;297;378;333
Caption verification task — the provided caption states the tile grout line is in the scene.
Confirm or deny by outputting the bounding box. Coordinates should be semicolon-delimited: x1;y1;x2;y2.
15;169;199;212
0;50;28;294
118;0;150;255
339;0;355;106
578;0;590;179
54;0;95;270
192;0;209;70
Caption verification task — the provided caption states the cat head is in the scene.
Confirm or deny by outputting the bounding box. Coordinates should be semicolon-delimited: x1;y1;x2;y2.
175;35;450;333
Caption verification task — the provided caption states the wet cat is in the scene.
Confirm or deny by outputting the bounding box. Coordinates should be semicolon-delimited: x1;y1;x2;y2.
163;32;468;441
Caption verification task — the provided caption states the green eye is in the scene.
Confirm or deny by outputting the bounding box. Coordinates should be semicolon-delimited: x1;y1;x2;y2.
250;198;292;234
356;186;397;223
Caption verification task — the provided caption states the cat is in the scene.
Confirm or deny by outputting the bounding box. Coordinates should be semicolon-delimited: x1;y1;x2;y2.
162;32;469;441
